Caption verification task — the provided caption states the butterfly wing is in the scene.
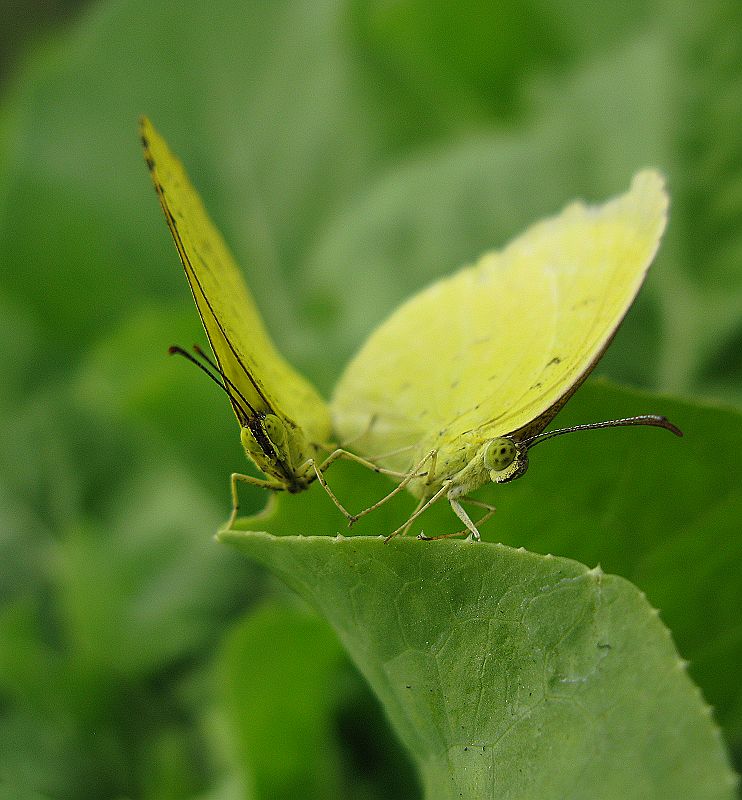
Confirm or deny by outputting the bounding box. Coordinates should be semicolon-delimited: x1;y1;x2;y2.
332;171;668;476
141;117;332;453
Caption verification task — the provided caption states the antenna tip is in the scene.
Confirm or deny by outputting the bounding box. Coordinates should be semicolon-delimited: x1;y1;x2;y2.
671;425;684;438
659;416;684;437
647;414;683;436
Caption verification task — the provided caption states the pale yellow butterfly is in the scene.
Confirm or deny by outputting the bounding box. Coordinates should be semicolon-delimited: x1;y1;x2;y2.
141;117;680;540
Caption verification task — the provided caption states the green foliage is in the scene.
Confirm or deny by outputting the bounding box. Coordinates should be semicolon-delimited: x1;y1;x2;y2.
217;603;418;799
0;0;740;797
220;381;742;797
220;533;735;799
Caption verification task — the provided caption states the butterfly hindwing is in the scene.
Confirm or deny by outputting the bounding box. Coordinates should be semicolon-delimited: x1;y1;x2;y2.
332;171;669;482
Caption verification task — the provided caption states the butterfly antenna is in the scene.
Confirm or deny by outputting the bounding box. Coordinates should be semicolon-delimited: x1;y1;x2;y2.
191;345;262;419
169;345;226;389
168;345;253;423
522;415;683;451
192;344;226;376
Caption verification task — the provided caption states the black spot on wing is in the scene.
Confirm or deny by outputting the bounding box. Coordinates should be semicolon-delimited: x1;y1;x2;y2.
571;297;596;311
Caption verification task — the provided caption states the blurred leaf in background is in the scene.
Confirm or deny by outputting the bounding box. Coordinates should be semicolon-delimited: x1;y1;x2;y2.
0;0;740;797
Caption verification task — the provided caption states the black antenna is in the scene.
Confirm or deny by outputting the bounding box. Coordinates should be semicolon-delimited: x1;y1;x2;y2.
168;345;256;423
169;345;226;391
522;415;683;451
192;344;225;377
191;345;262;419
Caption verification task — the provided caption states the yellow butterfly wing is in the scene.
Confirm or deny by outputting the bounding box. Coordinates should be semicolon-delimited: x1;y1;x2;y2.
140;117;332;471
332;171;668;478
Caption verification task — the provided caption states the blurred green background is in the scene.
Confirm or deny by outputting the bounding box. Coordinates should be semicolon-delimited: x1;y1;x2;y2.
0;0;740;797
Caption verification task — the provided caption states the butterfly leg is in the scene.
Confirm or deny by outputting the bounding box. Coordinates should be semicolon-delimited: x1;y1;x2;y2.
338;413;378;449
316;448;416;480
312;414;380;457
460;497;496;516
303;457;357;523
397;495;427;537
394;449;440;537
299;448;436;527
417;497;496;541
228;472;287;529
342;449;437;526
384;478;450;543
448;497;482;542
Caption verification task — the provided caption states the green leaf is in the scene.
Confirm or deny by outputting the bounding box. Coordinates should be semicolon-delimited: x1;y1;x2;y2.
54;466;250;679
488;381;742;749
216;380;740;796
218;534;735;799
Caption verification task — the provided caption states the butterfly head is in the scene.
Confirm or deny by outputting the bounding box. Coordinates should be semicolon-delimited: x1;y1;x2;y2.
240;413;311;489
481;414;683;488
483;437;529;483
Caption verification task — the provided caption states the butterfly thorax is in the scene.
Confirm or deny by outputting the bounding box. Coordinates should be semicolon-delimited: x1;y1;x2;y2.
409;433;529;500
240;413;318;491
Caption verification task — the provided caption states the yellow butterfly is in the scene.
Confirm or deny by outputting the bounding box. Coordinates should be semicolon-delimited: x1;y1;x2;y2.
141;117;681;540
140;118;406;527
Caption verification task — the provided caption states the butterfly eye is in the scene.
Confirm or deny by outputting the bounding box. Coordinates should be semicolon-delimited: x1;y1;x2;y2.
263;414;288;448
483;438;516;471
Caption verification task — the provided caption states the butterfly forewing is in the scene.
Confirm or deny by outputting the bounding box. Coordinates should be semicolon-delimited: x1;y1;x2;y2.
141;117;332;450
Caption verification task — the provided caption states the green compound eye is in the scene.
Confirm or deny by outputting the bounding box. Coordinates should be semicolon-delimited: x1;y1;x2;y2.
263;413;288;448
483;437;517;471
